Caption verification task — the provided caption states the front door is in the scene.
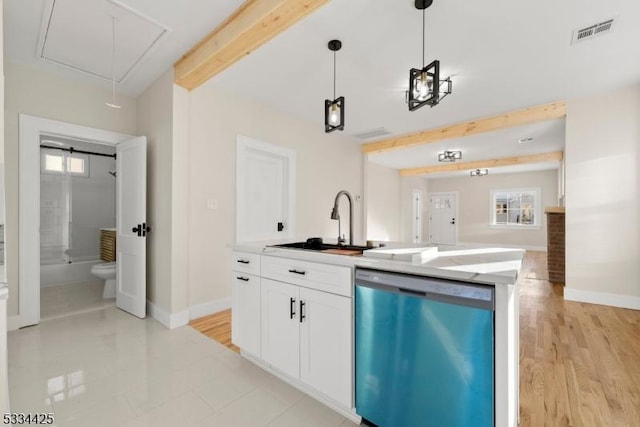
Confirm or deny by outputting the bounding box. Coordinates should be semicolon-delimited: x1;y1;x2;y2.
116;136;147;318
429;193;457;245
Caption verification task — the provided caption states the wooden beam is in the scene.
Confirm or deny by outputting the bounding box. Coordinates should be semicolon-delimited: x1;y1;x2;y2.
400;151;564;176
362;102;566;154
174;0;331;90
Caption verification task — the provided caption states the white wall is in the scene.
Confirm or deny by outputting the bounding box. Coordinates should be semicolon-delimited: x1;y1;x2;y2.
3;61;137;316
428;170;558;249
187;82;363;307
565;84;640;309
366;162;401;241
136;70;174;313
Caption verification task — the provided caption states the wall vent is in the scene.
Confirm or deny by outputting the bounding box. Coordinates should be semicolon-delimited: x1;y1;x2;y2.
571;18;615;45
352;127;391;140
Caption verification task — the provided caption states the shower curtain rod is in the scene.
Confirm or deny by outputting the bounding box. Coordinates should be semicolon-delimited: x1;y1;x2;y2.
40;145;117;159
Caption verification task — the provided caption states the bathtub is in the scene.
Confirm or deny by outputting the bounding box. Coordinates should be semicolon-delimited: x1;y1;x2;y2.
40;259;102;288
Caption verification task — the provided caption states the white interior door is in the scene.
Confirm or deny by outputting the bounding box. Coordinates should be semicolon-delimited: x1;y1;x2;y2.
116;136;146;318
429;193;457;245
236;135;295;242
412;190;422;243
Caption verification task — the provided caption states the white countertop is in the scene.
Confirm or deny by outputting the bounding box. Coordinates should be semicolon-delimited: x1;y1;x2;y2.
230;239;524;285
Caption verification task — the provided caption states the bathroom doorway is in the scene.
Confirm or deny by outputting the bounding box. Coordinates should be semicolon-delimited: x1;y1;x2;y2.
18;115;148;328
39;136;117;320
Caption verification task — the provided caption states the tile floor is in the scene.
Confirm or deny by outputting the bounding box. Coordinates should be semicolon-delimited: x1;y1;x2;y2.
40;281;115;321
7;306;359;427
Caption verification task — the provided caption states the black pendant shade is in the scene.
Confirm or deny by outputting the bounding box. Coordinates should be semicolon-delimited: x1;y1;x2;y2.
408;0;452;112
325;96;345;133
409;60;440;111
325;39;344;133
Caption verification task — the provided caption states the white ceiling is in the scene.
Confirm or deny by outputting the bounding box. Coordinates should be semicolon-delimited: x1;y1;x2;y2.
4;0;640;175
4;0;245;95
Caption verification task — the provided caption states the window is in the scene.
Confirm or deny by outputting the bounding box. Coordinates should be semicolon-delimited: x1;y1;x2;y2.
41;150;89;176
490;188;540;228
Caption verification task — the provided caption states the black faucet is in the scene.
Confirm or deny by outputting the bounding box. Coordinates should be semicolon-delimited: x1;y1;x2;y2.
330;190;353;246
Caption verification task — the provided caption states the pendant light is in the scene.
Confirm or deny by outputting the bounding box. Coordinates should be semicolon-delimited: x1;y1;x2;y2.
105;16;121;109
408;0;452;111
325;40;344;133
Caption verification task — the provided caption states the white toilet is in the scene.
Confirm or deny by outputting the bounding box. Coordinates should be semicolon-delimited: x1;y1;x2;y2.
91;228;117;299
91;262;116;299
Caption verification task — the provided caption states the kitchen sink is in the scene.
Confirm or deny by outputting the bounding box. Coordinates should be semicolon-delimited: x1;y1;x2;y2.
270;241;372;255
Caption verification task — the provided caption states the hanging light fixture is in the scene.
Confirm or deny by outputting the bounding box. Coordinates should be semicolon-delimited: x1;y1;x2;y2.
325;40;344;133
438;150;462;162
408;0;452;111
470;169;489;177
105;16;121;109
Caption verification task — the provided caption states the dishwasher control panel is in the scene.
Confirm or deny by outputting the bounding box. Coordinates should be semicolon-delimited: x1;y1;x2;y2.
355;268;495;311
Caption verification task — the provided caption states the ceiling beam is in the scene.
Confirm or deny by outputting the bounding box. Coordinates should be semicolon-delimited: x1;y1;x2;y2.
174;0;331;90
362;102;566;154
400;151;564;176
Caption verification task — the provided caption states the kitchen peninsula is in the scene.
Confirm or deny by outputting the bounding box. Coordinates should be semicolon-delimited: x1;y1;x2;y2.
229;240;524;427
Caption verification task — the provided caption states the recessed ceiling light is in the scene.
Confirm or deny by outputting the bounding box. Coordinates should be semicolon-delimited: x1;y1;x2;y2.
518;137;534;144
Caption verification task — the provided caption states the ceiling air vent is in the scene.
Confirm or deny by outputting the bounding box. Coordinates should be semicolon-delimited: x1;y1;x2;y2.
571;18;615;45
352;127;391;140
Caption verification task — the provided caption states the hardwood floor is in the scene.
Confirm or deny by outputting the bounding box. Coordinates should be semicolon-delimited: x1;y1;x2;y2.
518;251;640;426
189;308;239;353
190;252;640;426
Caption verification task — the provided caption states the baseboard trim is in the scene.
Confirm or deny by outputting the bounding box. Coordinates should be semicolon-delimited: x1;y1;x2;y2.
146;300;189;329
189;297;232;321
457;241;547;252
7;315;21;331
564;288;640;310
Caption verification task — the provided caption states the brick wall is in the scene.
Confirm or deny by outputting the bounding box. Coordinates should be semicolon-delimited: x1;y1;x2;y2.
546;210;565;283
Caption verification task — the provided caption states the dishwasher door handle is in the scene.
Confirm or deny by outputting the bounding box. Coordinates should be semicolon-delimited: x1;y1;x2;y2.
399;287;427;297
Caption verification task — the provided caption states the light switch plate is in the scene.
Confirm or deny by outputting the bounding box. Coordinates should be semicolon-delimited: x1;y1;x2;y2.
206;199;218;210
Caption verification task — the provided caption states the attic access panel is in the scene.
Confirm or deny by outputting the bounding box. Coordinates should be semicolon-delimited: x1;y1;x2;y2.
39;0;170;83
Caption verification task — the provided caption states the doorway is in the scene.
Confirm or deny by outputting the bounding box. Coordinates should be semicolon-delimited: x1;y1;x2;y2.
18;115;147;327
39;137;117;320
428;192;458;245
235;135;296;242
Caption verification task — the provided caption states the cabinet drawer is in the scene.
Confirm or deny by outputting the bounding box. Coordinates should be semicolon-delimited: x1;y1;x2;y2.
231;251;261;276
262;256;352;297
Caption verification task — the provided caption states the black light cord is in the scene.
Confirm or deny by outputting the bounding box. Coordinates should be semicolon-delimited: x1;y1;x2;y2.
422;7;426;68
333;50;337;100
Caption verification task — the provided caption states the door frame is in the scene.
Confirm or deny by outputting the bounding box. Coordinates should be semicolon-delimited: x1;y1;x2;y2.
235;134;296;243
427;191;459;245
18;115;133;327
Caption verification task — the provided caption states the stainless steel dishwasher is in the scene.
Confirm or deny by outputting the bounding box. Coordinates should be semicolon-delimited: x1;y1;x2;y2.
355;267;495;427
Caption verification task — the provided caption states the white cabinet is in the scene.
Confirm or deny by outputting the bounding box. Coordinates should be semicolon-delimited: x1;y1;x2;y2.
231;273;261;357
231;252;261;357
261;279;300;378
231;251;353;410
299;286;352;407
261;277;352;408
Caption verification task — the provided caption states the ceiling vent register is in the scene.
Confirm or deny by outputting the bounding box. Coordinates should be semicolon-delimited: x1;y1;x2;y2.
352;128;392;140
571;18;615;44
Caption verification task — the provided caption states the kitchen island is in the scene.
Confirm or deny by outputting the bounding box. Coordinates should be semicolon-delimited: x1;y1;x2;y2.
229;240;523;427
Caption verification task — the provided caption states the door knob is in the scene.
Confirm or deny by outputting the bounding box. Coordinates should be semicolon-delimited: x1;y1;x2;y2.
132;223;148;237
450;218;456;225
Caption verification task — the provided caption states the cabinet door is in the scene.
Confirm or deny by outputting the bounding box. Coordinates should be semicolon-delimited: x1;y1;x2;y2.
231;273;261;357
299;287;352;408
261;278;300;379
